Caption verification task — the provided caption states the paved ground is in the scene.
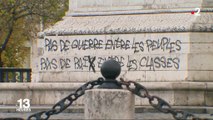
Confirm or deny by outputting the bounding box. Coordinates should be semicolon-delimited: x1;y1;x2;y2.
0;106;212;120
0;113;212;120
0;113;188;120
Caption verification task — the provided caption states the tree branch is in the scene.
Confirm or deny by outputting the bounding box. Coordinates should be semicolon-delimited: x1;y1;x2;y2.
0;22;14;52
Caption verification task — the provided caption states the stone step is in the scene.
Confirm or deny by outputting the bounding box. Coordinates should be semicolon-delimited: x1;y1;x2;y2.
0;113;174;120
0;105;213;114
0;113;212;120
135;106;213;114
0;106;212;120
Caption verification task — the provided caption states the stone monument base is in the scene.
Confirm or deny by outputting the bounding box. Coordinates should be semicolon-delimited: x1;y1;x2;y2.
0;82;212;106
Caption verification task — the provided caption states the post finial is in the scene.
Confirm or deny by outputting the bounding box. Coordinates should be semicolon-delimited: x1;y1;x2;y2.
99;59;122;89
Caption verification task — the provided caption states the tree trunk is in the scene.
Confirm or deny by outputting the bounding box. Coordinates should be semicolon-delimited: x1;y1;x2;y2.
0;23;13;82
0;23;14;67
0;51;2;67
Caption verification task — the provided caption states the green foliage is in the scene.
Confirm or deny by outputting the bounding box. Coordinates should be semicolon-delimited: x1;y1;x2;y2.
2;19;28;67
0;0;69;67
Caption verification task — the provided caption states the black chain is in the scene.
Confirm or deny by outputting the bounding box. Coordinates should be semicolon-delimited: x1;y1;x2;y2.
27;78;104;120
27;77;211;120
119;78;211;120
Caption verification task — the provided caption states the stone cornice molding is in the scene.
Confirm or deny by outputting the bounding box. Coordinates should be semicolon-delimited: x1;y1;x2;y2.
38;13;213;38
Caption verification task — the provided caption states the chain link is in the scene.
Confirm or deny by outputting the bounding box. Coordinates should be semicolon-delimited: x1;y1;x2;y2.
27;77;211;120
27;77;104;120
119;78;211;120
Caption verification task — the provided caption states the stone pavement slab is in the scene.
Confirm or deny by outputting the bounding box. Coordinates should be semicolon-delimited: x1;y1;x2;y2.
0;113;212;120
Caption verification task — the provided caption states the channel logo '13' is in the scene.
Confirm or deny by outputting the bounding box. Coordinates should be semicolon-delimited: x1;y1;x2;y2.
16;98;31;112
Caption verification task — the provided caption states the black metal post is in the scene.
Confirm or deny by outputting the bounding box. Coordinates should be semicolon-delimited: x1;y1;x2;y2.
98;59;122;89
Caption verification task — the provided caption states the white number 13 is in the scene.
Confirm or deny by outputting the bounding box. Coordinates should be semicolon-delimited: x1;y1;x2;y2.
17;99;30;109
